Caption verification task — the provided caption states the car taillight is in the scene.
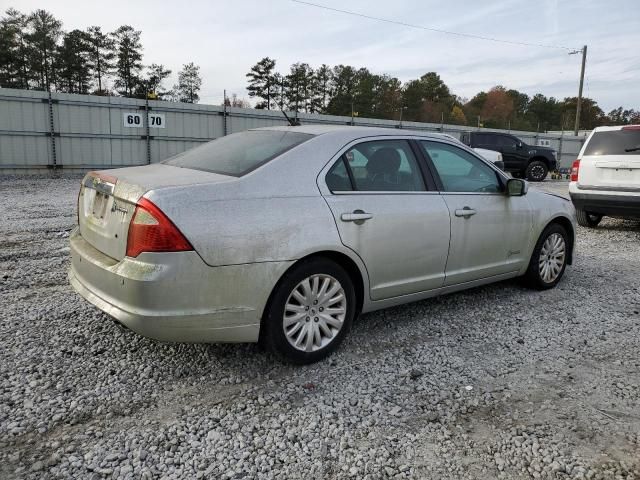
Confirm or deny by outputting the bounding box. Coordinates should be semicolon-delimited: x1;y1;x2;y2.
126;198;193;258
570;159;580;182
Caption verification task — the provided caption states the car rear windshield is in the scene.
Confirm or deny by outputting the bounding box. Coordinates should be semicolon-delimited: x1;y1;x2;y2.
163;130;315;176
583;129;640;156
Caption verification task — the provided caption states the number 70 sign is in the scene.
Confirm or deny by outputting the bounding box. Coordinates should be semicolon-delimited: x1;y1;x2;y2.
123;112;166;128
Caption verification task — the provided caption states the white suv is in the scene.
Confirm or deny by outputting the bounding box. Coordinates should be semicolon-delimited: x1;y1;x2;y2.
569;125;640;227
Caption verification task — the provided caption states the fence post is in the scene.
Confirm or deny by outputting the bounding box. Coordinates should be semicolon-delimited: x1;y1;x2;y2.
47;90;57;169
144;96;151;164
223;89;228;136
557;134;563;171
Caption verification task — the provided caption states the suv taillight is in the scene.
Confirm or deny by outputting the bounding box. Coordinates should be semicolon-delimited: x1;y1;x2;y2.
570;159;580;182
126;198;193;257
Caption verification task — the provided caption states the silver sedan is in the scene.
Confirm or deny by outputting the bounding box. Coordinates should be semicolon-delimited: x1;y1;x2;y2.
69;126;576;363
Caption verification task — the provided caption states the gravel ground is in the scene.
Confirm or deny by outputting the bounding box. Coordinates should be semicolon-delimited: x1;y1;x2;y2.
1;175;639;480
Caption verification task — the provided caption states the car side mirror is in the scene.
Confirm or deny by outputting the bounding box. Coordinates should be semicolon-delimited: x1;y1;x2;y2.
516;141;523;149
506;178;528;196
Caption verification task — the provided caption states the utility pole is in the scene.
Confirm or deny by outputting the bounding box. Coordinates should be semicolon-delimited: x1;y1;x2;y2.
570;45;587;136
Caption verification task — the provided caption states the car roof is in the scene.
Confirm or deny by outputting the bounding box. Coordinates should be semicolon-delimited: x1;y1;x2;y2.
252;124;459;142
592;124;640;132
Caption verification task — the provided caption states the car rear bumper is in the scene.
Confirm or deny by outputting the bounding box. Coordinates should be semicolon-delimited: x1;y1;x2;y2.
569;185;640;218
68;229;293;343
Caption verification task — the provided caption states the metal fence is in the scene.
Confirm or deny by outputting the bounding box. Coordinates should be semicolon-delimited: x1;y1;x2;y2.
0;87;585;173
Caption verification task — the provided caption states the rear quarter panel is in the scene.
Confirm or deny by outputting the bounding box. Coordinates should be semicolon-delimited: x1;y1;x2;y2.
146;186;348;267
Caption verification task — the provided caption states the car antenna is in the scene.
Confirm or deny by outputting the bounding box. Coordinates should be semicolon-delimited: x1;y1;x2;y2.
281;109;301;126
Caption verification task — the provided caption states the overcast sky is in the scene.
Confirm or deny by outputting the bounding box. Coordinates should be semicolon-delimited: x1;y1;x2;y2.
5;0;639;111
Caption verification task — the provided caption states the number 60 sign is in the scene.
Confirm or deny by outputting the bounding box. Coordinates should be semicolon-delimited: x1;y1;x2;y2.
123;112;166;128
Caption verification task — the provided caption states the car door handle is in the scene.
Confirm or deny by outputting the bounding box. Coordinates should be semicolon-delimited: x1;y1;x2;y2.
454;207;477;218
341;211;373;223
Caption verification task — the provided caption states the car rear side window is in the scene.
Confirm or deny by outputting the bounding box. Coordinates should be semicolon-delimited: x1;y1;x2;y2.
583;129;640;156
327;140;426;192
475;134;496;146
163;130;315;176
326;158;352;191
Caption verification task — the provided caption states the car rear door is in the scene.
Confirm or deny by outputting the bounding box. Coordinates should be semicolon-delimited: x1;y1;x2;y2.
321;138;451;301
578;127;640;191
418;140;532;285
472;133;495;151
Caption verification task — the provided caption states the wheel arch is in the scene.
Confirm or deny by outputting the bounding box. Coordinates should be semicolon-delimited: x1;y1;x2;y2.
258;250;367;344
544;215;575;265
529;155;553;169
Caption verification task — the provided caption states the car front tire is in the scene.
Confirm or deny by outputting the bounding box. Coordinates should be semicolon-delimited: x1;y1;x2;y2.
262;257;356;364
576;209;602;228
523;223;569;290
525;160;548;182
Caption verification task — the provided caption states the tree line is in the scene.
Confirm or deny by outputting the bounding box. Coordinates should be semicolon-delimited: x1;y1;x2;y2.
246;57;640;131
0;8;202;102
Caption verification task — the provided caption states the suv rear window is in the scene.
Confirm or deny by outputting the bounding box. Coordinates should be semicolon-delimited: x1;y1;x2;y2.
583;129;640;156
164;130;314;176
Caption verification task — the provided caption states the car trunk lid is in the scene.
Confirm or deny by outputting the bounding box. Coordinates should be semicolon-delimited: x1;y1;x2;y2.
579;155;640;190
78;164;233;261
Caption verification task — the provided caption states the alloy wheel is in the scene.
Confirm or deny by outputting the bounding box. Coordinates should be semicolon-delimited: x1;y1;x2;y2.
530;164;546;181
538;233;566;283
283;274;347;352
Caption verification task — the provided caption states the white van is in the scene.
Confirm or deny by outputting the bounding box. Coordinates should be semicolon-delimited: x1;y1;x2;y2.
569;125;640;227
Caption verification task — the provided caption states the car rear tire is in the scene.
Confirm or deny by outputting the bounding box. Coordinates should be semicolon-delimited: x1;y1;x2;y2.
576;209;602;228
525;161;548;182
523;223;569;290
262;258;356;364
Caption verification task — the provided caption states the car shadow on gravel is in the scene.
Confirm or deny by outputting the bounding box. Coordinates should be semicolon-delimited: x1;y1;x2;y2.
590;219;640;232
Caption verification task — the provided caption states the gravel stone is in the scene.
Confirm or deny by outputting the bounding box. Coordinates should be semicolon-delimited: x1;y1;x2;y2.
1;176;639;479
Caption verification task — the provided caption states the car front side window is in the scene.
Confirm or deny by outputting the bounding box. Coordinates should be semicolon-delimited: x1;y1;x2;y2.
497;136;518;149
420;141;502;193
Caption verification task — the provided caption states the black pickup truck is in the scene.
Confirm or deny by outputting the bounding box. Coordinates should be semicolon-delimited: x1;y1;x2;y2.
461;131;557;182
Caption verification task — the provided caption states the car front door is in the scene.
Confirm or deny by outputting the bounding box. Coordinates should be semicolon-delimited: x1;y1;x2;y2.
497;135;526;171
322;139;451;301
418;140;532;286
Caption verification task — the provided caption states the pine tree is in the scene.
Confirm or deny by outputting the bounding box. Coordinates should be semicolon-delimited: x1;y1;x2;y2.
402;72;453;122
326;65;357;116
141;63;171;99
26;9;62;91
285;62;314;113
111;25;143;97
246;57;276;109
55;29;91;93
271;72;285;109
373;75;402;120
0;9;31;89
174;62;202;103
310;64;332;113
86;26;114;94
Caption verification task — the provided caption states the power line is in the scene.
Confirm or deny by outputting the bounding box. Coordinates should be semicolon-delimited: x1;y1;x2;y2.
291;0;576;51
